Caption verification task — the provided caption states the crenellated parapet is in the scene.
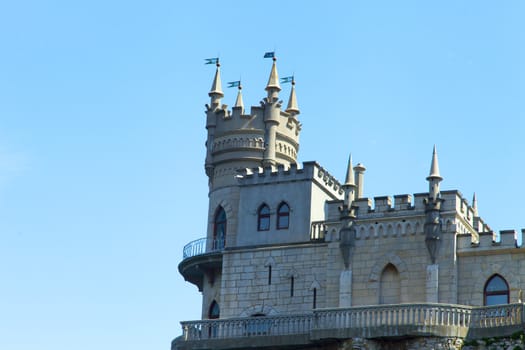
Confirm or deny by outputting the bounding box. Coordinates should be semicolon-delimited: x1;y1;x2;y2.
237;161;344;198
457;229;525;254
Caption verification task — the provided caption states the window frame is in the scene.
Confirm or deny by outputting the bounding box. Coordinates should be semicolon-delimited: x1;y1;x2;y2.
277;202;290;230
484;274;510;306
257;204;271;231
213;206;227;249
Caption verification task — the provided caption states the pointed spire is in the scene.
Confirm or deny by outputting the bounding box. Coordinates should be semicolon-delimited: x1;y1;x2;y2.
426;145;443;180
472;192;478;216
345;154;356;186
265;57;281;93
286;78;300;115
209;61;224;98
234;84;244;109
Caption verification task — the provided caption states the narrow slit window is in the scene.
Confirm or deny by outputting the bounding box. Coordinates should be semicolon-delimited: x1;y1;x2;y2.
290;276;294;297
268;265;272;285
313;288;317;309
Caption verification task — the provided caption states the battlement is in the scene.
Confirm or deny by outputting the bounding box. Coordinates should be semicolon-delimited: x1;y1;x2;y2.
457;229;525;253
237;161;344;198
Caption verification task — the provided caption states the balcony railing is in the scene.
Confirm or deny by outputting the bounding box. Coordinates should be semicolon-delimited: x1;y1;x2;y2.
180;303;524;343
182;238;224;260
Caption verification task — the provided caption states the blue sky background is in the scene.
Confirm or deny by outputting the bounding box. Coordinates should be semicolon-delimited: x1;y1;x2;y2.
0;1;524;349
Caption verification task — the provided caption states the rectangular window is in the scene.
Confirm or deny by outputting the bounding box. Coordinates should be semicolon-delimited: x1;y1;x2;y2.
313;288;317;309
268;266;272;285
290;276;294;297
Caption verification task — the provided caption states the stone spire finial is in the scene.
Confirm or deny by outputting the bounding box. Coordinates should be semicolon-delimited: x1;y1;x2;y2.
234;84;244;109
342;153;357;212
472;192;478;216
345;154;356;186
285;78;300;115
427;145;442;181
265;57;281;93
426;145;443;201
209;61;224;99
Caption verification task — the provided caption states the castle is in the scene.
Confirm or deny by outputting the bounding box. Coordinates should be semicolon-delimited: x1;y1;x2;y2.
173;58;525;350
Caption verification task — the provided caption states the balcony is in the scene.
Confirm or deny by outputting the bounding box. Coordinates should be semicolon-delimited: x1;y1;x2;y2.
179;237;224;291
174;303;524;350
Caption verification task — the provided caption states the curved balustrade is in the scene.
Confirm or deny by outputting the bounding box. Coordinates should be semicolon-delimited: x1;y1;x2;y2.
180;303;524;342
182;237;225;260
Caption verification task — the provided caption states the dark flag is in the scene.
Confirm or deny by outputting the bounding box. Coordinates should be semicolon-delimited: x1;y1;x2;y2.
205;58;219;65
263;52;275;59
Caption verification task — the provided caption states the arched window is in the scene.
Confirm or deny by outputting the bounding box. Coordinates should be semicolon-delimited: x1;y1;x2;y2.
484;274;509;305
209;300;220;319
277;202;290;230
379;263;400;304
213;207;227;249
257;204;270;231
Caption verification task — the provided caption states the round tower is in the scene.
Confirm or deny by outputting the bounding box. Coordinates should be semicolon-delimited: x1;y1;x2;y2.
204;58;301;191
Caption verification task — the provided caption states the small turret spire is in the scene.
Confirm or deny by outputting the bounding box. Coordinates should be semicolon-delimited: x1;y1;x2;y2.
234;84;244;109
342;153;357;211
472;192;478;216
426;145;443;201
427;145;442;181
285;78;300;115
265;57;281;95
345;154;356;186
209;61;224;99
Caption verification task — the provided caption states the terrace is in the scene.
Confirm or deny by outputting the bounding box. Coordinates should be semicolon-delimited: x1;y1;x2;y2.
174;303;524;350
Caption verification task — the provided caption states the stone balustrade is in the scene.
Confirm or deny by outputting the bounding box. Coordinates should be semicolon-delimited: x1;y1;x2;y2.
179;303;524;345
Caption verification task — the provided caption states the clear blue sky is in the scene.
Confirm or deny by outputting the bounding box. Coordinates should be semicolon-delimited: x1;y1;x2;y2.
0;1;523;349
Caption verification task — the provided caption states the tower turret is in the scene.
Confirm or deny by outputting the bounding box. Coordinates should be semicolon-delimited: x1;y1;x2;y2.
205;61;224;178
262;57;282;168
472;192;478;217
285;78;300;116
234;84;244;112
340;154;357;270
424;145;444;264
427;145;443;201
342;154;356;213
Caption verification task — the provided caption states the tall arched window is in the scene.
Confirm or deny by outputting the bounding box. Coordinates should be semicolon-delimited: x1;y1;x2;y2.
484;274;509;305
209;300;220;319
277;202;290;230
213;207;227;249
257;204;270;231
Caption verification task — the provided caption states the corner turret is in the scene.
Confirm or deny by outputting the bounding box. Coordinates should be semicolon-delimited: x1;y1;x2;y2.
233;84;244;113
209;61;224;105
205;61;225;179
472;192;478;217
342;154;356;214
426;145;443;201
424;145;444;264
285;78;300;116
262;57;283;168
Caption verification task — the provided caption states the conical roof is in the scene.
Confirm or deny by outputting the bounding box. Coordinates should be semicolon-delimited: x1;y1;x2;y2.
286;80;300;114
265;58;281;92
427;145;443;180
472;192;478;216
234;85;244;109
209;63;224;97
344;154;356;186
